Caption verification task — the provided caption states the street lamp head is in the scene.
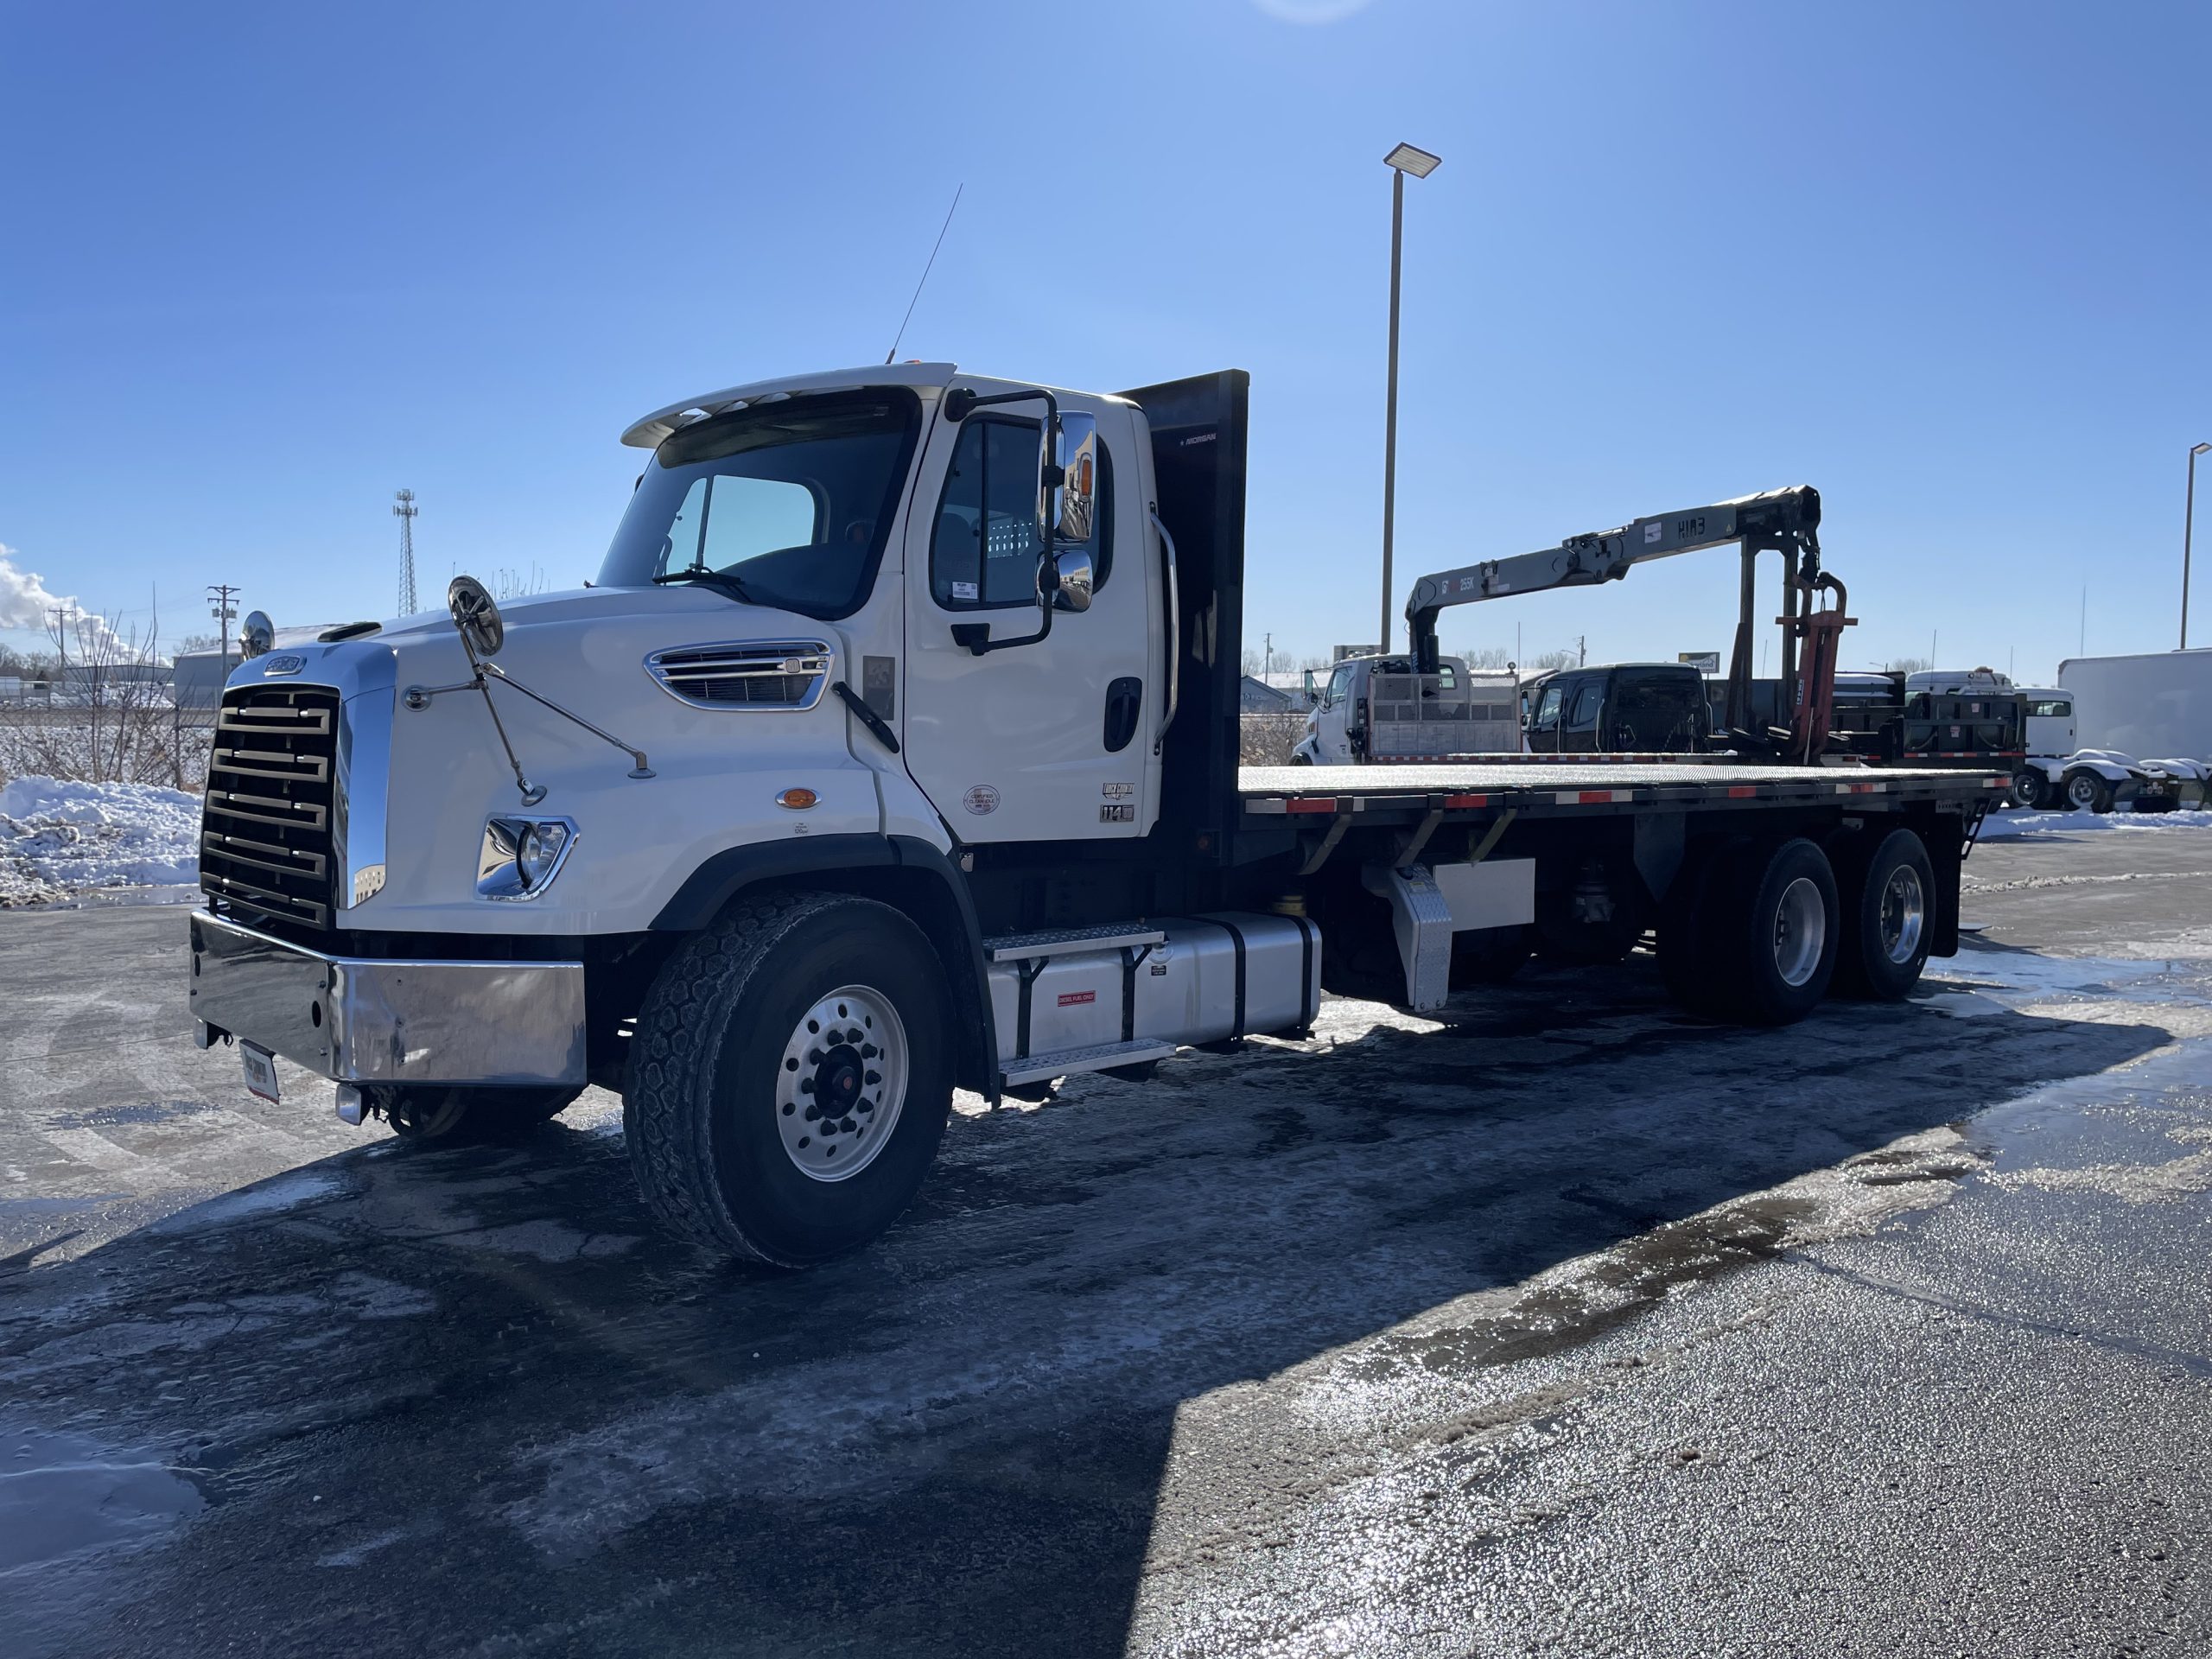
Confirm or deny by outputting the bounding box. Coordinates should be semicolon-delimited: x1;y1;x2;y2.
1383;143;1442;179
2193;442;2211;456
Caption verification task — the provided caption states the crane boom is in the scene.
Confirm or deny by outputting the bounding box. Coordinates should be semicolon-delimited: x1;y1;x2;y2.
1403;485;1822;671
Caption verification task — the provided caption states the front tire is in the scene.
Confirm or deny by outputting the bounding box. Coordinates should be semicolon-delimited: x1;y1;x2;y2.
623;891;953;1266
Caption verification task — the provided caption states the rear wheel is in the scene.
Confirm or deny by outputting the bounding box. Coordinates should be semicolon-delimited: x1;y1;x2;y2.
2063;769;2115;813
1834;828;1934;1001
2012;768;2049;810
1705;838;1839;1025
623;891;953;1266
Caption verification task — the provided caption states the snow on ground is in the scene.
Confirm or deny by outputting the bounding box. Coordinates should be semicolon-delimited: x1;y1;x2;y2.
0;775;200;906
1980;805;2212;841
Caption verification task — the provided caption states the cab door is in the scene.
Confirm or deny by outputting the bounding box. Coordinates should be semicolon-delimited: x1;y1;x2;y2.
899;394;1159;842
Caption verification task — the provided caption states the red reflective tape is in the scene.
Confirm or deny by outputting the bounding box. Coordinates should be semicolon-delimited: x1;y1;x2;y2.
1726;785;1758;798
1444;792;1490;808
1285;798;1338;814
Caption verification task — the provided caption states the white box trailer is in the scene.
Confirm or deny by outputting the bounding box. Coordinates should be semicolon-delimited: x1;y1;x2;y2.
2058;650;2212;764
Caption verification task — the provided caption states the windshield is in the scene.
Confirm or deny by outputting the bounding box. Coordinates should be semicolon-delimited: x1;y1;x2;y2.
598;390;921;619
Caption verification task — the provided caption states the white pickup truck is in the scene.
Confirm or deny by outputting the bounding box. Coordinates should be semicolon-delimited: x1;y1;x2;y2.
1291;653;1520;765
188;364;2009;1266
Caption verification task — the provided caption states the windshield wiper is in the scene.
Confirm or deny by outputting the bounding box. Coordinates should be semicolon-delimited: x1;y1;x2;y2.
652;567;756;605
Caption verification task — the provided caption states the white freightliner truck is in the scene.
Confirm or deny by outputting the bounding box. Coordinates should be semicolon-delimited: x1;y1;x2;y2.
187;365;2009;1266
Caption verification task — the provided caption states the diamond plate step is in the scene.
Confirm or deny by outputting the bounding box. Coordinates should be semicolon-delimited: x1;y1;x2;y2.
983;924;1165;962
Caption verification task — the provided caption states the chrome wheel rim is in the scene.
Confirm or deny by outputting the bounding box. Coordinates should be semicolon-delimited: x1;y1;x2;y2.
776;984;906;1182
2067;774;2098;808
1771;875;1825;988
1880;865;1925;964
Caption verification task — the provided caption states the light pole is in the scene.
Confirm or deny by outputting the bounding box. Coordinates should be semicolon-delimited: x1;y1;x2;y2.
2185;442;2210;650
1380;142;1440;657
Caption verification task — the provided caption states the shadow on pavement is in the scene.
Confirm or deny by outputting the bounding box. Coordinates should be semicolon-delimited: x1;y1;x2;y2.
0;957;2174;1658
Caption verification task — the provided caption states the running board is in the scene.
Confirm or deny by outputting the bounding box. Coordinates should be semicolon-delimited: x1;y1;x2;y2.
999;1039;1176;1088
985;924;1166;962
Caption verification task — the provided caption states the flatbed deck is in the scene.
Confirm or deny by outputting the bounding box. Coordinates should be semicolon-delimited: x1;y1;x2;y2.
1238;760;2010;823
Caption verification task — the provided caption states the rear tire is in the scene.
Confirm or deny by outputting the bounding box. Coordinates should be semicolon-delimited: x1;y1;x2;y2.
622;891;953;1266
2012;768;2048;810
1705;838;1840;1026
1834;828;1934;1001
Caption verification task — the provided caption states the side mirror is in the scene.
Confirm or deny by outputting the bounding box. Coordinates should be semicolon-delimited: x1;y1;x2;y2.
1045;547;1093;613
448;575;505;660
1045;413;1098;544
240;610;274;660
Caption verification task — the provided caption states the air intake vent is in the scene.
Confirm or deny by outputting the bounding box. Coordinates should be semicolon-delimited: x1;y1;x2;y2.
201;684;338;936
645;640;831;710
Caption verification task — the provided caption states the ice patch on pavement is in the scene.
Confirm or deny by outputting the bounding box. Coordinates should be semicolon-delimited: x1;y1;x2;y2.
149;1170;346;1233
0;1422;207;1573
1986;1148;2212;1204
0;775;200;905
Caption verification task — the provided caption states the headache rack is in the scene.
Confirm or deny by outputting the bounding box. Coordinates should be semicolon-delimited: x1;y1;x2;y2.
200;684;339;934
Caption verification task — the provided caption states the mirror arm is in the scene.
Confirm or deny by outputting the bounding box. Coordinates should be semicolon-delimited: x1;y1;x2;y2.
951;594;1054;657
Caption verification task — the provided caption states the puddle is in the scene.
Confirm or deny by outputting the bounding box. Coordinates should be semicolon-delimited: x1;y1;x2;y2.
0;1424;208;1573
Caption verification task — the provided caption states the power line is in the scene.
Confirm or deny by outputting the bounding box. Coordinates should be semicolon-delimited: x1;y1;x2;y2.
394;489;419;615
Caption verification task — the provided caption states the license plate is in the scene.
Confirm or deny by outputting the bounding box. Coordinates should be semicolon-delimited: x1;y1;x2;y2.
241;1042;280;1103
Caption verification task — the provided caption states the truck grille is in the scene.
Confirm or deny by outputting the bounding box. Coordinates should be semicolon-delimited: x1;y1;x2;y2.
645;640;831;709
200;685;338;934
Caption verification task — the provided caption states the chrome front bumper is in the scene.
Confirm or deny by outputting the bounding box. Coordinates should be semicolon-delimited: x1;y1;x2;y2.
188;911;586;1087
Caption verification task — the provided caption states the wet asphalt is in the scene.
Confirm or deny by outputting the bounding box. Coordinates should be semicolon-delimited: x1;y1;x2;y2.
3;823;2210;1657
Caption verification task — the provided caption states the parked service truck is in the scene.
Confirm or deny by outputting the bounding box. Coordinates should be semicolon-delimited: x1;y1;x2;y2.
187;365;2008;1266
1292;653;1520;765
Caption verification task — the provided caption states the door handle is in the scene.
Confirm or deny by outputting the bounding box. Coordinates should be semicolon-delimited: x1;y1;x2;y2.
1103;677;1142;753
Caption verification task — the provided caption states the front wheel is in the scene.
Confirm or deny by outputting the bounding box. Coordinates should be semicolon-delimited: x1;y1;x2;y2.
623;891;953;1266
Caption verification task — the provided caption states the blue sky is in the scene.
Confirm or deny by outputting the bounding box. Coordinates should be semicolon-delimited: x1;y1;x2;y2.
3;0;2208;683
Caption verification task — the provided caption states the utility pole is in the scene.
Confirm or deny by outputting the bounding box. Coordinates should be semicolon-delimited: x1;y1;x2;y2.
395;489;419;615
1262;632;1273;678
2185;443;2209;649
48;603;73;689
1379;143;1440;658
1577;634;1586;668
207;583;239;664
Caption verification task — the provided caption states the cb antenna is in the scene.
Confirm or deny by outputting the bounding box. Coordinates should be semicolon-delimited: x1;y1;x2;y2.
885;183;963;365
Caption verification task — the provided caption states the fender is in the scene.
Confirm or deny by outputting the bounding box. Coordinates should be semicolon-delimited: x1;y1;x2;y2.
650;833;998;1097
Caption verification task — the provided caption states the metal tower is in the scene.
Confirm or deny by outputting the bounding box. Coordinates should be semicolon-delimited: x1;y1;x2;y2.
393;489;419;614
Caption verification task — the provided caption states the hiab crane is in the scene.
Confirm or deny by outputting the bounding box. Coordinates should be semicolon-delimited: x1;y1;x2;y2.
1403;485;1853;763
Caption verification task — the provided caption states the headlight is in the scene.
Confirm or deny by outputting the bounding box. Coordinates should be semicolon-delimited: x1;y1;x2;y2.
477;815;578;900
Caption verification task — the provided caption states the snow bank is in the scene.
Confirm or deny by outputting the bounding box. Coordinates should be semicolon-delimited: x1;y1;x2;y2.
1979;805;2212;841
0;775;200;904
